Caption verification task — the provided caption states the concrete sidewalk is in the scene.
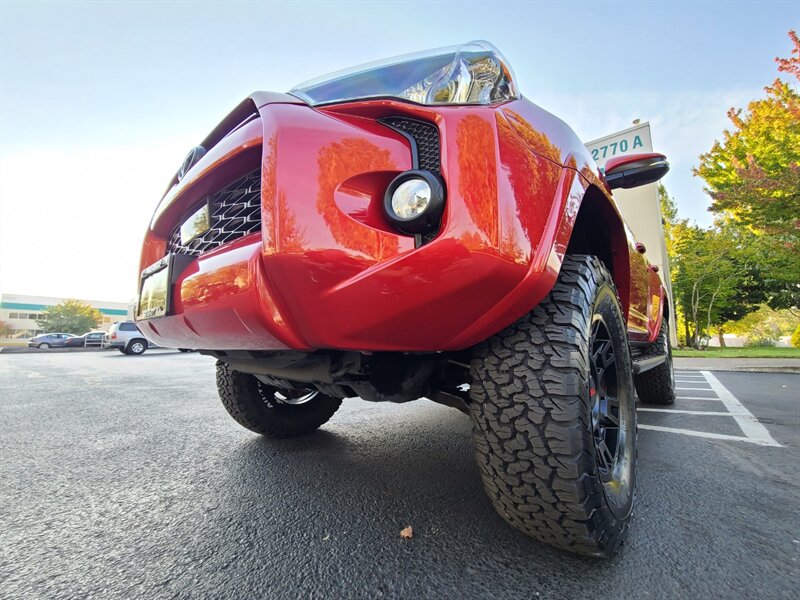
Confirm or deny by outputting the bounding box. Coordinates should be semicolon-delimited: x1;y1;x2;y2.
674;357;800;374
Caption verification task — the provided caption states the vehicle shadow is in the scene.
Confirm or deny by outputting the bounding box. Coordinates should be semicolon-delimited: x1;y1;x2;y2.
202;402;615;596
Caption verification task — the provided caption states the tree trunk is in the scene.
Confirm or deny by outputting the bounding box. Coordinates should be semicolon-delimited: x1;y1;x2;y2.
718;329;726;347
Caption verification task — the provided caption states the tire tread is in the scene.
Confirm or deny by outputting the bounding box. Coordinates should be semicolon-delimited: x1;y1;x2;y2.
216;362;341;438
469;255;635;557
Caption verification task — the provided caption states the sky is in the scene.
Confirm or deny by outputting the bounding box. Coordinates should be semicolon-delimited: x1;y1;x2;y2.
1;0;797;302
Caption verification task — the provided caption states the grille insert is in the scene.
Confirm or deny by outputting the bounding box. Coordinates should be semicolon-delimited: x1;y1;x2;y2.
379;117;440;173
167;169;261;256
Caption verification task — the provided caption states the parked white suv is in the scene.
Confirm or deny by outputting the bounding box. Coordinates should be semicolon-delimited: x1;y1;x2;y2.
104;321;149;355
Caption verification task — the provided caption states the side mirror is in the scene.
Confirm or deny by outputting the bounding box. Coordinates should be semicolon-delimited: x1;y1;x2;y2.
604;152;669;190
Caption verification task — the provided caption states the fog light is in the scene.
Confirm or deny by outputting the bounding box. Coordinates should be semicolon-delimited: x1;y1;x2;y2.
384;170;445;235
391;179;431;219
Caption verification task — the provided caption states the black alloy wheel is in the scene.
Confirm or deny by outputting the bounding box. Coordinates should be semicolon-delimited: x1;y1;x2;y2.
589;316;634;517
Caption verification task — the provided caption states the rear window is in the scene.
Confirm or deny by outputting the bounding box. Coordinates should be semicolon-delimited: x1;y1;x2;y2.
119;322;138;332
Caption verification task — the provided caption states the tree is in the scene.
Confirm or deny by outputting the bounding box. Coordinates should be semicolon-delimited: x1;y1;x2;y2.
0;320;14;337
37;300;102;334
726;305;798;345
669;220;764;347
695;31;800;311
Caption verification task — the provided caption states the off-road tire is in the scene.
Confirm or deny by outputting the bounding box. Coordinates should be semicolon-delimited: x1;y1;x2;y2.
469;255;637;558
216;362;342;438
634;320;675;405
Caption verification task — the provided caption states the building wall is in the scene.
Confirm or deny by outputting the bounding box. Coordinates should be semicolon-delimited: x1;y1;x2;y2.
0;293;129;338
585;123;678;346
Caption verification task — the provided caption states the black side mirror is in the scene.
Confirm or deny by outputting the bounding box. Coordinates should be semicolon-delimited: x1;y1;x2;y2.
604;152;669;190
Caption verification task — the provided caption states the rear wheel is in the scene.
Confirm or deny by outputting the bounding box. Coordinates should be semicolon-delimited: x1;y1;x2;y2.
634;320;675;405
216;362;342;438
469;255;636;558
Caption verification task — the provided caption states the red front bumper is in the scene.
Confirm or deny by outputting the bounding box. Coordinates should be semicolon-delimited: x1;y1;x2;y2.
137;96;574;352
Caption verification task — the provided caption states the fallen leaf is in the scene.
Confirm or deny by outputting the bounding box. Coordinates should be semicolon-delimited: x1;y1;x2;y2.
322;533;330;542
400;526;413;539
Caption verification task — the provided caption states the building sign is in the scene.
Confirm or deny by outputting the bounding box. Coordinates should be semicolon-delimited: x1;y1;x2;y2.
589;126;652;171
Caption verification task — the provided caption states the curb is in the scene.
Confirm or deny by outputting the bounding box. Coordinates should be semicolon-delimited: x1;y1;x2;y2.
0;347;109;354
675;365;800;374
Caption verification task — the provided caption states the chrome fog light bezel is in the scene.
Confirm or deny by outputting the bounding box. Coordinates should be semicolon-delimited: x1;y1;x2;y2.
383;170;446;235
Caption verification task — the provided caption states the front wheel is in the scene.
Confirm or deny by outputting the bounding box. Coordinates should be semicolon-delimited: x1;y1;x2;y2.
38;343;50;349
216;362;342;438
469;255;637;558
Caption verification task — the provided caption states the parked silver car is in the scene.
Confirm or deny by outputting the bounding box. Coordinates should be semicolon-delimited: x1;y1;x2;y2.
104;321;150;355
27;333;76;349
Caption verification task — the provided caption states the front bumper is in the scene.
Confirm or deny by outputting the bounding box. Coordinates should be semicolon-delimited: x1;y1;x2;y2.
136;96;572;352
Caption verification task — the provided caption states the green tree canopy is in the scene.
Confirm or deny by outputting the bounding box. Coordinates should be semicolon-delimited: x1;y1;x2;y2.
695;31;800;310
668;216;766;347
37;300;102;335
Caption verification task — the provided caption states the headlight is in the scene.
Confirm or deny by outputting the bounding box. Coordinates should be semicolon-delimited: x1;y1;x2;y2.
289;41;519;107
384;170;445;235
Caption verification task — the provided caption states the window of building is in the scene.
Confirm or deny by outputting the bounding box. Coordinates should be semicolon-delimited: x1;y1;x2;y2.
8;312;20;319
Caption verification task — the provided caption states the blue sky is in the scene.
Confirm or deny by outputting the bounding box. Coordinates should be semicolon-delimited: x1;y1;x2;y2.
1;0;797;301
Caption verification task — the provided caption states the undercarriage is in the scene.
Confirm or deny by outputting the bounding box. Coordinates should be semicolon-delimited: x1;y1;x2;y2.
200;348;472;412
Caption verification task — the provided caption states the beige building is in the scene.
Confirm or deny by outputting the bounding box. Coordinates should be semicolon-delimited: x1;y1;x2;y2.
586;122;678;344
0;293;130;338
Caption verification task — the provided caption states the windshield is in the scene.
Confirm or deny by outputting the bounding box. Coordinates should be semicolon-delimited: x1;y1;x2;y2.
289;41;519;107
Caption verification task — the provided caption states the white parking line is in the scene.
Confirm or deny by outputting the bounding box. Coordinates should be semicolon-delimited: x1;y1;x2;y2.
638;409;730;415
637;371;782;447
701;371;781;447
639;425;780;447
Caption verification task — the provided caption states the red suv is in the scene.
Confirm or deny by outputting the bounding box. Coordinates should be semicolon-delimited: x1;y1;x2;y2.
136;42;675;557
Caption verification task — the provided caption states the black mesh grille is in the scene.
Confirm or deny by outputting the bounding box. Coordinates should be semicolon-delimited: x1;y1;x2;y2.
380;117;440;173
167;169;261;256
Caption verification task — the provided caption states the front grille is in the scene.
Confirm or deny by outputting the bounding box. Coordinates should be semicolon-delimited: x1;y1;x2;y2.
379;117;440;173
167;169;261;256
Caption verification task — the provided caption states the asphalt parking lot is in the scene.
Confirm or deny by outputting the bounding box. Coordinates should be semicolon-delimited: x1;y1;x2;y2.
1;350;798;599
